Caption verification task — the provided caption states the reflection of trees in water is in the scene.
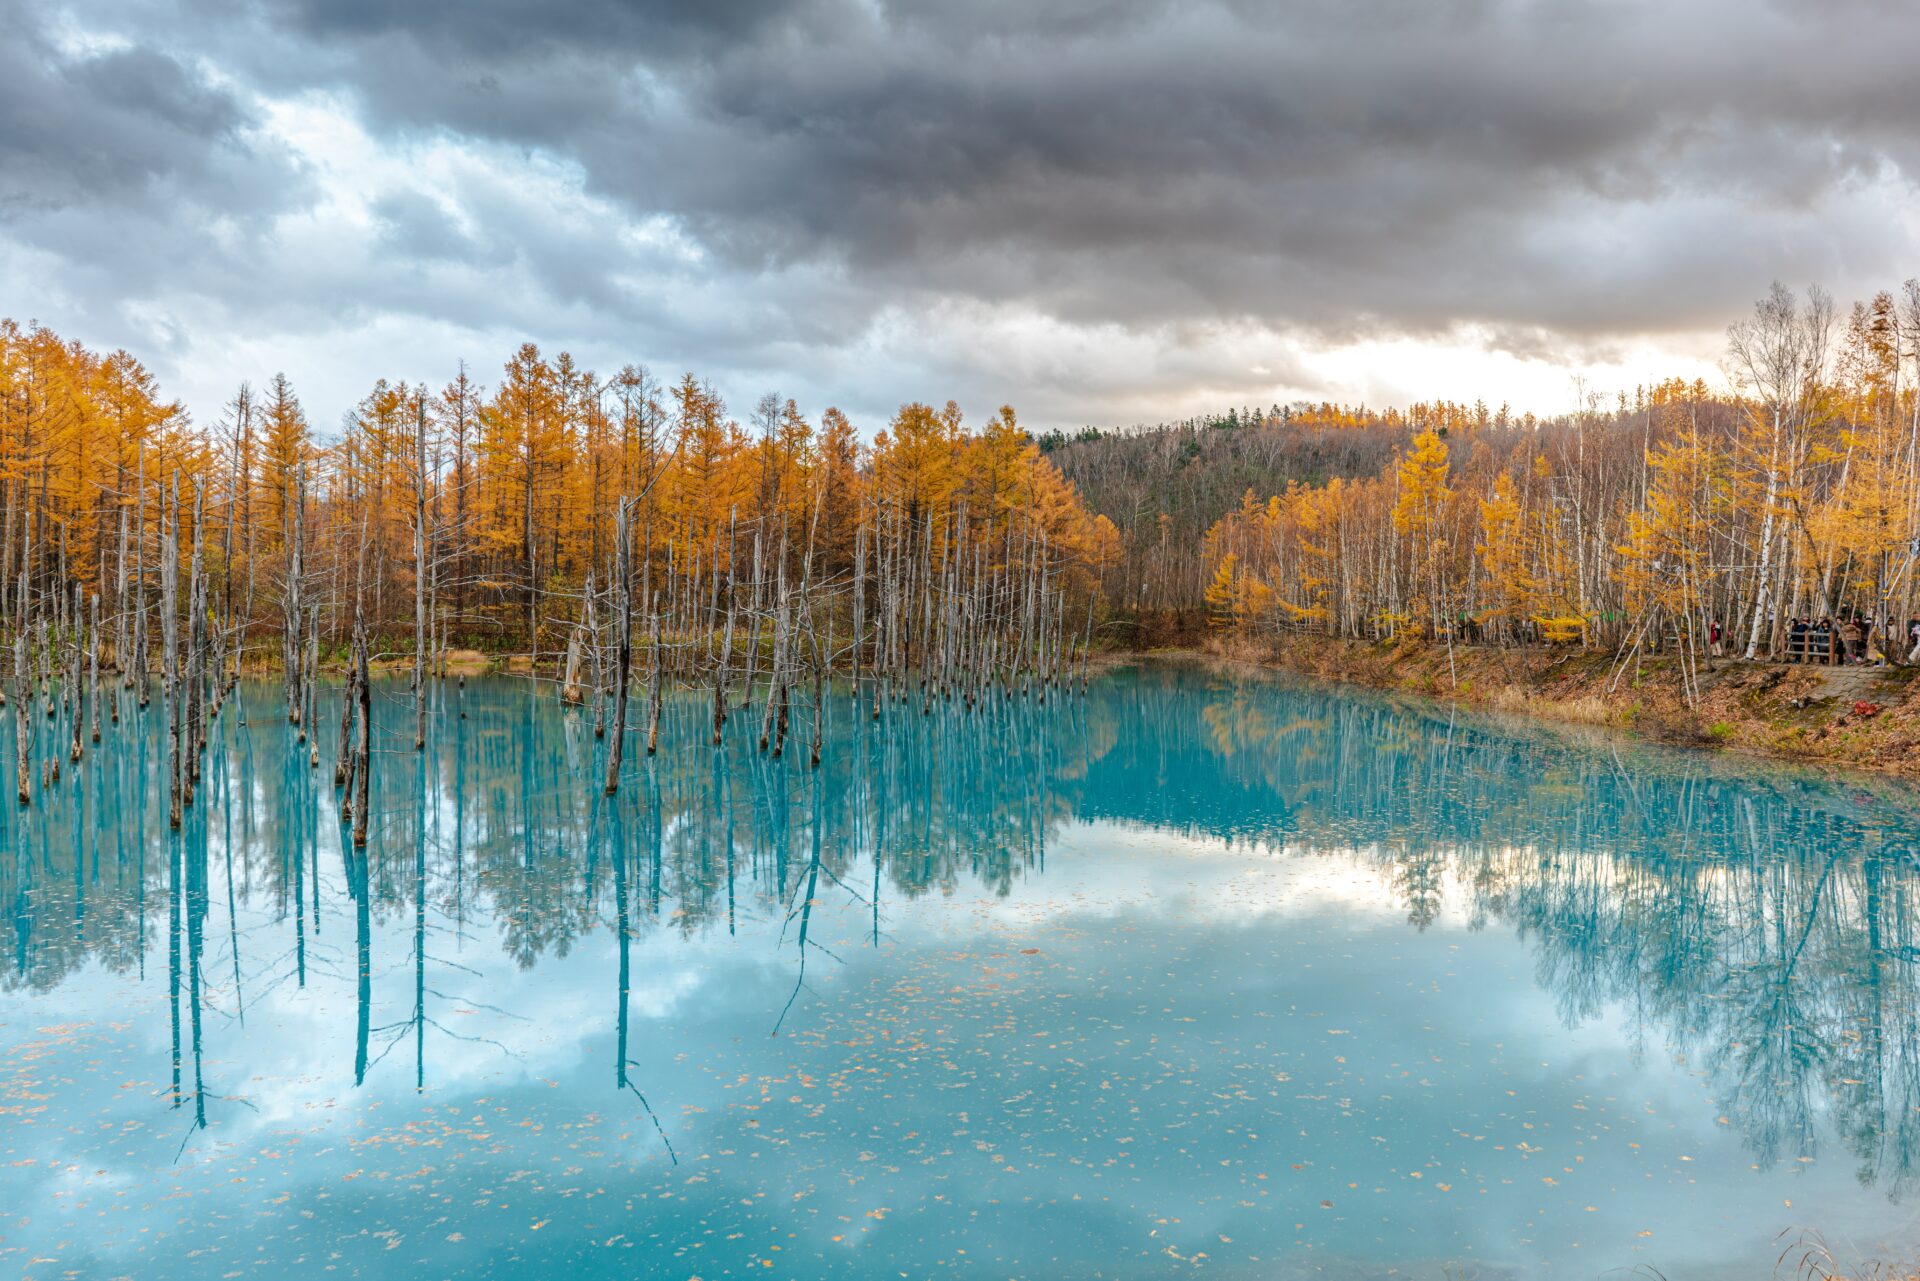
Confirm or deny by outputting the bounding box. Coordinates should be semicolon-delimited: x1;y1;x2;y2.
7;663;1920;1194
1080;663;1920;1199
1;674;1108;995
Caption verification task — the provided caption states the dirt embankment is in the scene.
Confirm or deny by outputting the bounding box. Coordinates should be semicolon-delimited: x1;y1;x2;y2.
1199;631;1920;777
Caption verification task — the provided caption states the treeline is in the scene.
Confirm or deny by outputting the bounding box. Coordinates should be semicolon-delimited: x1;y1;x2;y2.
0;321;1123;807
1121;284;1920;680
1043;399;1557;614
12;278;1920;708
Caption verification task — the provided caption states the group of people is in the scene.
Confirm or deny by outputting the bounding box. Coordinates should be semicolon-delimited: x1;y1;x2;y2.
1780;615;1913;665
1701;615;1920;665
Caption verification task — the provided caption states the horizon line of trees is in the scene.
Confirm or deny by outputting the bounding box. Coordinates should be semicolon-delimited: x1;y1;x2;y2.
1180;282;1920;690
10;278;1920;709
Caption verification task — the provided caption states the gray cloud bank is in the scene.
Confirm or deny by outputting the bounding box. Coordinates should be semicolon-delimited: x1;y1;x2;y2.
4;0;1918;427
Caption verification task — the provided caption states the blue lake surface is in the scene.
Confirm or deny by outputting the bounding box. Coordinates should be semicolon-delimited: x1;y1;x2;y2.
3;660;1919;1279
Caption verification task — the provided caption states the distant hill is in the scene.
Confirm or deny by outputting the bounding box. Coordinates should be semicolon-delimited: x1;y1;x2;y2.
1041;402;1478;611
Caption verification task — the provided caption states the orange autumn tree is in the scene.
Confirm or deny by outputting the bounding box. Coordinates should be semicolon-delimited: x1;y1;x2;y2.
1392;427;1454;640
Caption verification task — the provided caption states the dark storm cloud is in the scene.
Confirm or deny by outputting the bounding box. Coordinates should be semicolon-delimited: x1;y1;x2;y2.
6;0;1920;426
188;0;1920;343
0;0;296;217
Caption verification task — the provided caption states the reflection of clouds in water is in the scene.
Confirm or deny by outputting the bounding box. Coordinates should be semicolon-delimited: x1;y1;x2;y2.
3;666;1920;1278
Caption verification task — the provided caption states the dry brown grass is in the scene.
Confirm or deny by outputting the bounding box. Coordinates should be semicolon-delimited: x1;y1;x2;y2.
1772;1230;1920;1281
443;648;490;676
1487;686;1616;726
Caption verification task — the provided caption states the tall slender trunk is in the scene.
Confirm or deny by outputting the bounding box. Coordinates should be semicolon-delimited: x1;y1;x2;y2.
14;573;31;806
604;500;632;796
352;620;371;848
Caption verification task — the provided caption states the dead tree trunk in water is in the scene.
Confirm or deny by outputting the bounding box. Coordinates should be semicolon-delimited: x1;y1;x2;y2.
645;608;663;756
352;620;371;848
711;508;737;745
113;507;127;706
14;573;31;806
604;500;632;796
562;626;586;705
305;605;320;768
88;593;101;743
283;465;305;725
414;400;429;751
135;450;150;705
809;639;824;769
336;636;357;791
162;476;182;828
184;482;206;803
586;570;604;738
68;583;83;764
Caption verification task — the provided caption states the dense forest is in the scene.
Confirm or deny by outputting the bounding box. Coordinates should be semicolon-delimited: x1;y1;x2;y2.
1054;283;1920;671
0;320;1126;813
1043;399;1494;614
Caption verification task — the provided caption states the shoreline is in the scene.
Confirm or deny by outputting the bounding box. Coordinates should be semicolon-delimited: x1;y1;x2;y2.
1147;633;1920;780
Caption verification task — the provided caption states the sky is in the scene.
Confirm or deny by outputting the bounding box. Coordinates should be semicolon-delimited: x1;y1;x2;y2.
5;0;1919;435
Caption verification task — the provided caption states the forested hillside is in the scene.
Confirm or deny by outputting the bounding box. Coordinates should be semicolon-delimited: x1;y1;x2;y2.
1054;283;1920;675
1042;400;1520;614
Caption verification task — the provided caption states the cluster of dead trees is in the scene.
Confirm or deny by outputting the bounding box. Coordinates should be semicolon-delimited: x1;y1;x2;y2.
2;451;1100;841
562;489;1098;796
6;464;242;824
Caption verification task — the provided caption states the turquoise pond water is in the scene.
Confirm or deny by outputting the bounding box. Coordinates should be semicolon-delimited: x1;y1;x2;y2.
3;661;1919;1279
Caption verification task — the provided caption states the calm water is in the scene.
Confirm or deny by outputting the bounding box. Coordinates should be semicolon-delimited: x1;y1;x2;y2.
3;662;1918;1279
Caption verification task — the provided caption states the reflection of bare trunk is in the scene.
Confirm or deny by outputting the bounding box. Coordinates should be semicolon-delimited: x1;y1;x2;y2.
773;794;824;1039
184;820;208;1132
612;796;677;1162
167;829;182;1107
352;839;370;1087
613;799;630;1089
414;750;427;1091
